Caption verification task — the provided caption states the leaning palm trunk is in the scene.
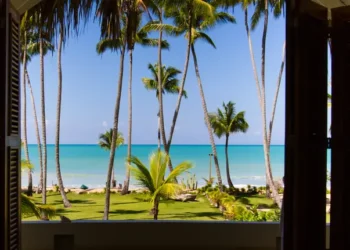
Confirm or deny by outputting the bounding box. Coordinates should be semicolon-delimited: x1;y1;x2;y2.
191;44;223;191
157;13;172;171
39;32;47;204
121;49;133;195
165;14;192;175
166;15;192;152
157;112;161;151
244;6;282;207
22;31;33;196
104;41;126;220
26;70;43;194
56;27;71;208
225;135;233;188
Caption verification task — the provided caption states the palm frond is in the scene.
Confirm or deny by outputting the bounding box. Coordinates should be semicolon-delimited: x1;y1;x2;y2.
21;194;56;219
149;151;168;189
152;183;183;201
129;156;155;193
96;38;123;54
195;31;216;49
21;160;34;171
164;161;193;184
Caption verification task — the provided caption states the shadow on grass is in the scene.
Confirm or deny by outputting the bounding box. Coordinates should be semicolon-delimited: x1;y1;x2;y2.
111;201;142;205
56;208;81;214
97;209;148;215
161;211;222;220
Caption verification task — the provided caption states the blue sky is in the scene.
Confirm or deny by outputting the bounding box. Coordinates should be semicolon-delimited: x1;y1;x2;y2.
24;7;286;145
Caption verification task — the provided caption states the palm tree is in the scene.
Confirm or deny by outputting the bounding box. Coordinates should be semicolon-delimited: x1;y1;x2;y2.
98;129;125;187
20;11;55;201
129;151;192;219
20;12;33;196
209;102;249;188
96;0;169;217
185;7;235;191
142;63;187;150
216;0;285;205
122;10;169;195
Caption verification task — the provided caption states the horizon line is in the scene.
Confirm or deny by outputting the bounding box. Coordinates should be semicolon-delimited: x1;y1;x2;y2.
27;143;285;146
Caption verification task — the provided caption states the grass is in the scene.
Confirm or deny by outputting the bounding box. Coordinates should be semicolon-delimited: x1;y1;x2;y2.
23;192;277;221
23;192;225;221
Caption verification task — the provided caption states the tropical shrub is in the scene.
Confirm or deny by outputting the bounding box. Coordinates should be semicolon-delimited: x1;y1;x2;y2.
129;151;192;220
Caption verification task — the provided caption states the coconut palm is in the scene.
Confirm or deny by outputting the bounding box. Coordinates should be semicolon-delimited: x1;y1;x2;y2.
96;0;170;218
143;2;232;186
216;0;285;205
20;12;33;196
21;10;54;204
142;63;187;150
98;129;125;187
209;101;249;188
166;6;234;191
122;10;169;195
129;151;192;219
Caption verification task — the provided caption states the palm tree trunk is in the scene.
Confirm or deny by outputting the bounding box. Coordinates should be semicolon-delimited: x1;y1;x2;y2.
225;135;233;188
157;111;161;151
104;41;126;220
153;198;159;220
39;31;47;205
121;49;133;195
26;70;43;194
191;44;223;191
22;32;33;196
166;13;192;151
56;26;71;208
268;42;286;146
157;12;171;171
111;167;115;187
244;7;280;207
261;2;281;207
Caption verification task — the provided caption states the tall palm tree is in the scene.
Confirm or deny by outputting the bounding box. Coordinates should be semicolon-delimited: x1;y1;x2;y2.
98;129;124;187
20;12;33;196
145;2;233;187
216;0;285;205
95;0;127;220
185;7;235;191
209;101;249;188
122;9;169;195
142;63;187;150
97;17;167;211
129;151;192;220
21;9;54;202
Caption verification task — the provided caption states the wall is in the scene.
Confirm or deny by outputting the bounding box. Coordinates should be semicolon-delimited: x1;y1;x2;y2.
22;221;282;250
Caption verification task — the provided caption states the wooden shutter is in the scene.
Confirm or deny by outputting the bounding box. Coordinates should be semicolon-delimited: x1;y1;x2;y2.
330;6;350;250
284;1;328;250
0;1;21;250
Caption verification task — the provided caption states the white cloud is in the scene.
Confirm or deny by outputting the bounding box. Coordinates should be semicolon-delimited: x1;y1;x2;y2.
102;121;108;128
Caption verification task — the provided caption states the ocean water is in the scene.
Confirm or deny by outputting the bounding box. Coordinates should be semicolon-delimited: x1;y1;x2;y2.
21;145;331;188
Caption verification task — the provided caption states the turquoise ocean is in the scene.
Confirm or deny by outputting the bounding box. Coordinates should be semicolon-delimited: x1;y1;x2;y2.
22;145;331;188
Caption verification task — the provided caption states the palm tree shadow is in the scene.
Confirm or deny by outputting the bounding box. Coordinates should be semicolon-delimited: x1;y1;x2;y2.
98;209;148;215
111;201;141;205
69;199;96;205
56;208;81;214
161;211;222;220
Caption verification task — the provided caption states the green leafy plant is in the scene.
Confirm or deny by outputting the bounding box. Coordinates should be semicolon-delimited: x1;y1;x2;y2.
129;150;192;220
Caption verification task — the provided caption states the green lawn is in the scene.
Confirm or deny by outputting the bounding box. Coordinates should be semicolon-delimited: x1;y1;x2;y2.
23;192;282;221
23;192;225;221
